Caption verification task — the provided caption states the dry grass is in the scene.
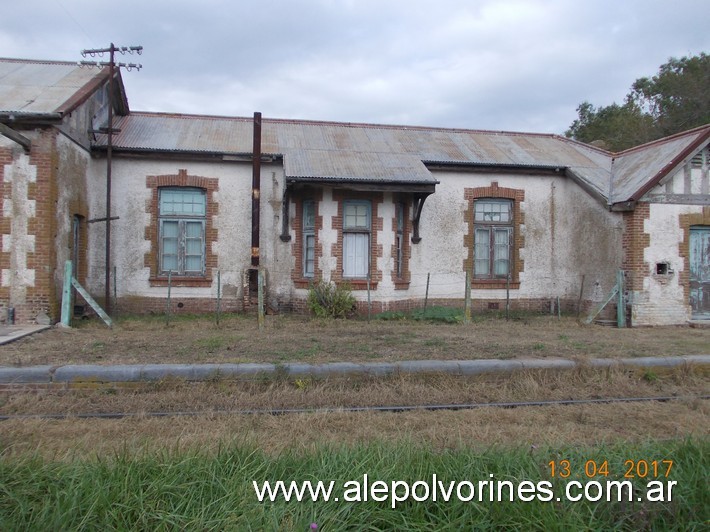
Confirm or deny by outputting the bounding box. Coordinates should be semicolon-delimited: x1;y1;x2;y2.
1;313;709;366
1;367;707;458
2;401;707;460
1;366;707;416
1;313;708;459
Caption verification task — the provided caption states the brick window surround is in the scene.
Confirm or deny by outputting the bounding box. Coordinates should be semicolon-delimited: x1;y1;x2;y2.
291;189;324;289
464;182;524;289
145;170;218;287
331;190;383;290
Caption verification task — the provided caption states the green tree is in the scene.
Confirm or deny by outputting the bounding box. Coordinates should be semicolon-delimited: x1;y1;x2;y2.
629;53;710;136
566;53;709;151
565;101;655;151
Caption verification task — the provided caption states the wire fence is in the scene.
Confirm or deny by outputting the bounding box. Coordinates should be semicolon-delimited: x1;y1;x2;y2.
91;264;614;326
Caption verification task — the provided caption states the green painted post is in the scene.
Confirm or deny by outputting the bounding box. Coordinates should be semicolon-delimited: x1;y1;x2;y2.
617;269;626;328
61;260;73;327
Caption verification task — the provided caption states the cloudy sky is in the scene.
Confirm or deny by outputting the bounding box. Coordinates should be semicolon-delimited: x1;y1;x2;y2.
2;0;708;133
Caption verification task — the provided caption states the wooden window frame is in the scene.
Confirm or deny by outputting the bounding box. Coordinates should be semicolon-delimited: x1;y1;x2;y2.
342;199;371;279
473;198;513;279
464;183;524;289
302;200;316;278
146;170;218;288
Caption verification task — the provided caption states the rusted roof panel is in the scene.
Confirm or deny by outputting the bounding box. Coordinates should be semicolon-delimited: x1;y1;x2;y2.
0;58;106;115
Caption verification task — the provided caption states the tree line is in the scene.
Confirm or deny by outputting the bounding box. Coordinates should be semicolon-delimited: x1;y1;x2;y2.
565;53;709;151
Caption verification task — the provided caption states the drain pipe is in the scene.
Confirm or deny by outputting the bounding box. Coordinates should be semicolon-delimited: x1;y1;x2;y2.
251;112;262;267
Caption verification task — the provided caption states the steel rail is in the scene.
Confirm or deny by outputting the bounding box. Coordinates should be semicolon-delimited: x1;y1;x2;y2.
1;395;707;421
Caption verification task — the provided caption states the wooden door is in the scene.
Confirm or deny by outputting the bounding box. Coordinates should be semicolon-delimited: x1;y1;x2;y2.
689;226;710;318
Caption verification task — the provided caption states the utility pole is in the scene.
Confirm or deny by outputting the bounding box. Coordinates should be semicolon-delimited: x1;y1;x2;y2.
80;44;142;315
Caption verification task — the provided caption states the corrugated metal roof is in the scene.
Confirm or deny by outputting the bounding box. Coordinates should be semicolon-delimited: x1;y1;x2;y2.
106;112;617;188
611;126;710;203
0;58;106;116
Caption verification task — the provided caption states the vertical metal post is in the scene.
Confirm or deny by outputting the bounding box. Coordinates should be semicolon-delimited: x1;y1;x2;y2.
61;260;73;327
257;268;265;329
251;112;262;268
424;272;430;312
577;274;586;319
113;265;117;313
216;270;221;326
367;275;371;322
557;296;561;320
104;43;115;316
506;273;510;320
165;270;172;326
464;271;471;324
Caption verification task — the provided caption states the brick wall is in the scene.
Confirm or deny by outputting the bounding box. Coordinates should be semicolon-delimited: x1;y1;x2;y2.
114;295;242;315
622;202;650;293
0;130;61;323
0;145;12;318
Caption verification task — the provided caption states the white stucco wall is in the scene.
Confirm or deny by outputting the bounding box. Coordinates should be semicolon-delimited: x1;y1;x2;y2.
630;155;709;326
84;156;627;312
630;203;703;326
87;157;292;309
289;171;623;309
414;172;621;304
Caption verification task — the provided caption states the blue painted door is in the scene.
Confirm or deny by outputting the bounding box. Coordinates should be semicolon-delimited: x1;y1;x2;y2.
690;226;710;319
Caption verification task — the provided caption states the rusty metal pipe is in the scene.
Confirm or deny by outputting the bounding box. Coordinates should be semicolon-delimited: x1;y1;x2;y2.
251;112;262;267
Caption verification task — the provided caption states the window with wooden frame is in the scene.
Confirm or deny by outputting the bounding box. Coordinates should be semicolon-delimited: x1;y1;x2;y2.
343;200;371;278
159;187;206;275
302;200;316;278
473;198;512;279
395;202;405;278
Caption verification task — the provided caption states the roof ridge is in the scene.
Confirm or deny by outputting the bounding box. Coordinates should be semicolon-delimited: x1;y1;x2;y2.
613;124;710;156
0;57;80;66
126;110;566;138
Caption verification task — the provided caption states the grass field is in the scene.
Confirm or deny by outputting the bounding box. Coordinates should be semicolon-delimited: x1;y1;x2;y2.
1;311;708;529
1;439;707;530
2;311;709;366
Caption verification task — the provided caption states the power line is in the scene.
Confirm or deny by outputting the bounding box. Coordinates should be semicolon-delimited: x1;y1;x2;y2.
54;0;95;44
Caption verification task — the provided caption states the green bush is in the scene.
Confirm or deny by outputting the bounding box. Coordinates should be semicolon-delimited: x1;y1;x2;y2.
307;280;356;319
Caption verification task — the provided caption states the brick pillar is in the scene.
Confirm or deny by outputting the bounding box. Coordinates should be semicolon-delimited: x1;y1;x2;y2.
622;202;650;292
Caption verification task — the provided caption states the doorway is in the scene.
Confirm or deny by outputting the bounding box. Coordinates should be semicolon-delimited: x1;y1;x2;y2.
689;226;710;319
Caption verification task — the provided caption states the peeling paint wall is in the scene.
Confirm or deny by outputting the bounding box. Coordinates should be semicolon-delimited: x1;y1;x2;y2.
417;172;622;305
